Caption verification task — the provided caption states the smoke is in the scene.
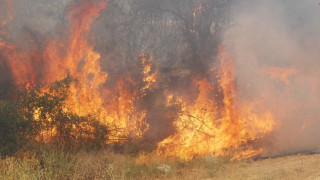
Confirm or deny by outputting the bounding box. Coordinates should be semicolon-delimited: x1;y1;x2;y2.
6;0;318;157
224;0;320;155
0;0;232;145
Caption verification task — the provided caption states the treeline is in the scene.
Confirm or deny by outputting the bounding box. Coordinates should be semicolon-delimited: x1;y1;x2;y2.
0;75;109;156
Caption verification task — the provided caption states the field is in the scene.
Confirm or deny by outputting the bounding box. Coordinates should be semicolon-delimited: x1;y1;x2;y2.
1;0;320;180
1;149;320;180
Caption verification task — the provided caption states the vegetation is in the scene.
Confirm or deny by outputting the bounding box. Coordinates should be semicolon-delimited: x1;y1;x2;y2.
0;75;109;156
1;149;320;179
1;75;320;180
0;100;31;156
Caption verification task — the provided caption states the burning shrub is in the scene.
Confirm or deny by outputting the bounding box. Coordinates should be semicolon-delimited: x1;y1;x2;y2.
12;75;110;150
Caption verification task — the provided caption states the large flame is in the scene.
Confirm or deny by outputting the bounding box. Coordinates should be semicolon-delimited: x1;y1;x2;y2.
1;0;154;142
156;47;275;160
1;0;275;159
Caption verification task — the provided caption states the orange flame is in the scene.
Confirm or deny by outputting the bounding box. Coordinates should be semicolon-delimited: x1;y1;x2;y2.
157;47;275;160
2;1;275;159
141;53;157;95
2;0;155;142
190;1;204;33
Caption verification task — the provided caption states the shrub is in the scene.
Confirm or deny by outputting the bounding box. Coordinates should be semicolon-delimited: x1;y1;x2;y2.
17;75;109;149
0;100;33;156
0;74;110;156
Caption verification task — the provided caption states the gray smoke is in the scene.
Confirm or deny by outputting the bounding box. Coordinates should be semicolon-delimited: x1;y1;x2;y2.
0;0;231;143
224;0;320;156
3;0;320;156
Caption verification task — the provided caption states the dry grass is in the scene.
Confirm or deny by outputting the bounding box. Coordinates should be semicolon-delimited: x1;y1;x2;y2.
1;150;320;180
216;154;320;180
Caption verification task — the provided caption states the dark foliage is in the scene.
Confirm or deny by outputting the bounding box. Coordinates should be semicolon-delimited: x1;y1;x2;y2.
0;100;33;156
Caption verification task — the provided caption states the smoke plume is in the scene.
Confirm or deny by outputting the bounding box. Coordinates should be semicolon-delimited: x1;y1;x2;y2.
224;0;320;155
2;0;319;158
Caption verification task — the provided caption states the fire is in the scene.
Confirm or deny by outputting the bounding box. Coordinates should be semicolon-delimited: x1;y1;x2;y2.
102;53;156;141
1;0;154;142
156;47;275;160
141;53;157;95
1;0;275;160
190;1;204;33
103;77;149;141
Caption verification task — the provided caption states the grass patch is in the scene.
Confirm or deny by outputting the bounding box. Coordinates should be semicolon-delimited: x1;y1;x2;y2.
1;149;320;179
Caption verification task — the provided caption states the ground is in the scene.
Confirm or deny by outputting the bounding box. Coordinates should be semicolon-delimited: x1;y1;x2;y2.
207;154;320;180
1;150;320;179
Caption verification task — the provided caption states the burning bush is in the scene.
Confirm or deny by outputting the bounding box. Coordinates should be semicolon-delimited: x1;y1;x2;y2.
18;74;110;148
5;0;319;161
0;75;110;156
